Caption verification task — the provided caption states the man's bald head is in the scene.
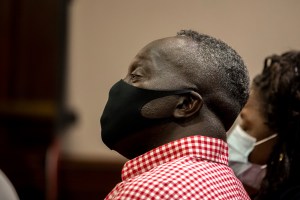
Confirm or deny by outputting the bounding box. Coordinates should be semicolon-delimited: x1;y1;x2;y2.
137;30;249;130
101;30;249;158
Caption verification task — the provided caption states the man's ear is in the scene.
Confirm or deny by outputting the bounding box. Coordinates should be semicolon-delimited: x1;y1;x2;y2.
173;91;203;118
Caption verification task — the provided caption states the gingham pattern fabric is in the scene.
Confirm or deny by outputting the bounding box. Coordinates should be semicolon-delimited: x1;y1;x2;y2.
105;135;250;200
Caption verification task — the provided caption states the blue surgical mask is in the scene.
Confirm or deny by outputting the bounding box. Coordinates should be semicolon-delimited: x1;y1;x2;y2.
227;125;277;189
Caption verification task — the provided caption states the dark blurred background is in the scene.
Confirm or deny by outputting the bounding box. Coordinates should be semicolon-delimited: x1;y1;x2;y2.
0;0;122;199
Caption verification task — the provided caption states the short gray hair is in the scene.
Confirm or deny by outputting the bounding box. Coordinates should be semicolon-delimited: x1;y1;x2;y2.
177;30;250;129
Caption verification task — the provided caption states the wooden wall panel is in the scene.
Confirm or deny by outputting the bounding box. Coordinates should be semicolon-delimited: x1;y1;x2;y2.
58;158;123;200
0;0;70;199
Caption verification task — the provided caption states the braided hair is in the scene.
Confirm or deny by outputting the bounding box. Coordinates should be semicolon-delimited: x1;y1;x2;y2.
253;51;300;199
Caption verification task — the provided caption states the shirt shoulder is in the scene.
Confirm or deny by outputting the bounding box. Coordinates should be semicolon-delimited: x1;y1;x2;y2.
106;156;250;200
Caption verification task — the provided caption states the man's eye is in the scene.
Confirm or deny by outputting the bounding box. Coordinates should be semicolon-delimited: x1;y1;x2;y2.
130;74;141;82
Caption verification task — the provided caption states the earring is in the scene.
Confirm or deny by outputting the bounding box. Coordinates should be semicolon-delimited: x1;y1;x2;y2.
279;153;284;162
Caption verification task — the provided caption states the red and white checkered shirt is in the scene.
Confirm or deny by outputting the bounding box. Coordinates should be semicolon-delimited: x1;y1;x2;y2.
105;135;250;200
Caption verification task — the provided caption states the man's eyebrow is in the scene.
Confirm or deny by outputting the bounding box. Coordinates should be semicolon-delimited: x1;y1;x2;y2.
129;61;141;69
136;54;151;61
128;61;145;73
130;56;150;68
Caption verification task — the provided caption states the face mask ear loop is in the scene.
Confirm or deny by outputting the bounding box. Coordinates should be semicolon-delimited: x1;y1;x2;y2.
255;134;278;146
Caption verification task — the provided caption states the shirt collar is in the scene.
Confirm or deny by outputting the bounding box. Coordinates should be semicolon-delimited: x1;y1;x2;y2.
121;135;228;181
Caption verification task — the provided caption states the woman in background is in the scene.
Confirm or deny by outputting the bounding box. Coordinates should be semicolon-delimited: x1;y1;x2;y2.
228;50;300;199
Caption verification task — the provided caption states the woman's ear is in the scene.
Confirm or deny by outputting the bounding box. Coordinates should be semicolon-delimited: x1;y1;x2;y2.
173;91;203;118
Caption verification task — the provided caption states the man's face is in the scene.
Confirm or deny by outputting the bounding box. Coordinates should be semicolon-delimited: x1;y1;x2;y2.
123;37;194;92
105;37;198;158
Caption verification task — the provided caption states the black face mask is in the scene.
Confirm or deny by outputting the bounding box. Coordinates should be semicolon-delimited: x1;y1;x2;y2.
100;80;192;149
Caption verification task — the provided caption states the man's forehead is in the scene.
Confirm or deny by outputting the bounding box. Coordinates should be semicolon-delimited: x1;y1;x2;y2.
145;36;192;50
134;36;195;62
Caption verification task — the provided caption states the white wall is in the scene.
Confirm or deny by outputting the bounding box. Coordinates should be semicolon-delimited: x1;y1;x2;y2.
61;0;300;162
